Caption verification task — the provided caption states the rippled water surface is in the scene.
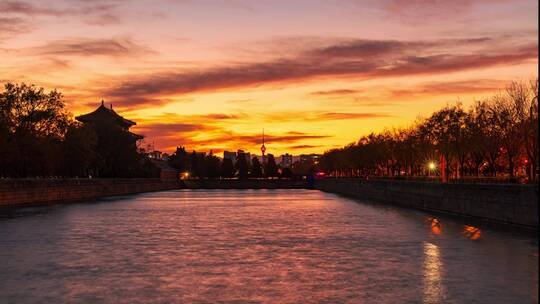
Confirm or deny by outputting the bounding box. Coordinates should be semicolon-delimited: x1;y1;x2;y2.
0;189;538;303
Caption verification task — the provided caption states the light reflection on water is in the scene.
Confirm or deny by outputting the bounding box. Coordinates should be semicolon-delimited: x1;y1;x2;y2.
428;218;442;235
463;225;482;240
0;189;537;303
423;242;444;304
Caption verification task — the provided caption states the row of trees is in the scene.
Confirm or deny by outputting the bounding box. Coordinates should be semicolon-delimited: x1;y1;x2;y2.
168;147;297;179
320;80;538;182
0;83;155;178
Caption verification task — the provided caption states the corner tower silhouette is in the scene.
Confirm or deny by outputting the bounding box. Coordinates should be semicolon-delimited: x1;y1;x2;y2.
76;100;143;141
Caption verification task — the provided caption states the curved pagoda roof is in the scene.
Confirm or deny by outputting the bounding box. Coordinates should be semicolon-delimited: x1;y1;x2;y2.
76;100;136;129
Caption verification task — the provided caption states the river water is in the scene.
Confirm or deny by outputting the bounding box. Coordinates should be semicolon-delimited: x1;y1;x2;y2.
0;189;537;303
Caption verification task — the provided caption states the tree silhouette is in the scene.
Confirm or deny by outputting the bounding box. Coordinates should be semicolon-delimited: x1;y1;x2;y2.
236;152;249;179
265;154;278;178
280;167;293;178
221;158;235;178
204;151;221;179
250;157;263;178
0;82;68;177
169;146;190;173
62;123;97;177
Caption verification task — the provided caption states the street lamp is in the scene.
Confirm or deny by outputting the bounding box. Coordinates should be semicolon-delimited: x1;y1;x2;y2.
428;161;436;177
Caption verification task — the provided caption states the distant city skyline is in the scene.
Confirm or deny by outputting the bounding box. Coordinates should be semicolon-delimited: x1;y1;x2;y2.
1;0;538;154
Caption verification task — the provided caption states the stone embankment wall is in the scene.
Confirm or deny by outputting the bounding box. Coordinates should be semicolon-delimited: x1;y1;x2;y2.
181;179;307;189
315;178;538;229
0;179;179;208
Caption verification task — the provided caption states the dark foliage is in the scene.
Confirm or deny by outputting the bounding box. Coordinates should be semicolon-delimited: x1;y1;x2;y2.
236;152;249;179
265;154;279;177
220;158;235;178
0;82;156;178
250;157;263;178
320;79;538;182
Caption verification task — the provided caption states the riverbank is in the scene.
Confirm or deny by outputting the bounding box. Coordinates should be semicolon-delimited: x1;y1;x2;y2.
0;179;179;208
314;178;538;229
2;178;537;230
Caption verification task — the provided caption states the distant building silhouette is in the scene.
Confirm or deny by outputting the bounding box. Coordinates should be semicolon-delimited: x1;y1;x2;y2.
237;150;251;165
279;153;293;168
148;150;162;160
76;100;143;141
300;153;321;164
223;151;237;165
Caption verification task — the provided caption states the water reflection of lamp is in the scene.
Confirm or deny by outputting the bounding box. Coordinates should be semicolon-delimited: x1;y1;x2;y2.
423;242;445;303
428;218;442;235
462;225;482;240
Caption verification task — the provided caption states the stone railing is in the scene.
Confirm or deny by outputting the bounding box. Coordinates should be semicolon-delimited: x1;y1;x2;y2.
315;178;538;229
0;178;179;208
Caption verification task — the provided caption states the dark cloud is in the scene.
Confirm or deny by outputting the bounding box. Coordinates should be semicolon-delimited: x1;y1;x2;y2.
231;133;331;146
0;0;123;25
310;89;361;96
143;112;248;123
259;111;393;122
134;122;214;137
29;38;152;57
375;44;537;77
315;112;393;120
383;0;512;24
311;39;426;58
0;0;65;16
202;113;244;120
287;144;321;150
390;79;509;97
102;36;537;107
0;16;29;39
84;13;122;25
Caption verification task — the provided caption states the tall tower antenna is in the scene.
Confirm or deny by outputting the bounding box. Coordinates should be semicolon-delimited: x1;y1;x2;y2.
260;128;266;164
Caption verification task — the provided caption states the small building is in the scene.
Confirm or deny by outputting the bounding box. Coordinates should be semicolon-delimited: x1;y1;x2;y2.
148;150;162;160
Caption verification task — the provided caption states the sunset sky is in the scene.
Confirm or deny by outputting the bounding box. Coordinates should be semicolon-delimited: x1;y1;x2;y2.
1;0;538;155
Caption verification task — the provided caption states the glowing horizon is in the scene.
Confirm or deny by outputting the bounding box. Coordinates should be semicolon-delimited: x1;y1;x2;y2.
1;0;538;155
